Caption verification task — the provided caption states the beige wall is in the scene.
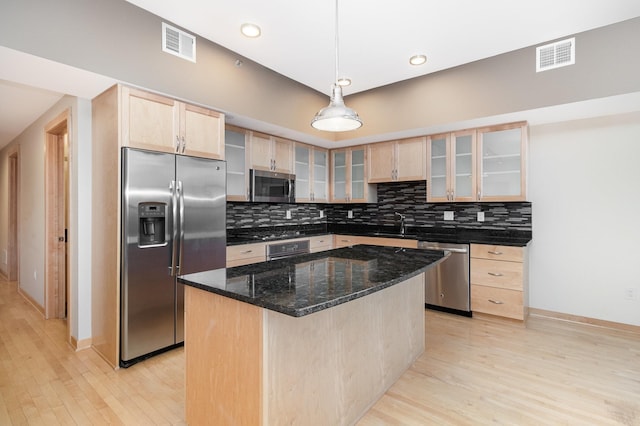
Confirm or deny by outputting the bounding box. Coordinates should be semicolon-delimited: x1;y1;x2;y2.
0;96;92;341
0;1;638;144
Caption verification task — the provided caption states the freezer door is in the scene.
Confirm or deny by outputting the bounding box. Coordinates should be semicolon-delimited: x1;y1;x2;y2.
121;148;177;364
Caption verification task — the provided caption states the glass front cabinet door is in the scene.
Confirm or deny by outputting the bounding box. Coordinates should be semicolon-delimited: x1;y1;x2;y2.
427;123;527;202
477;123;527;201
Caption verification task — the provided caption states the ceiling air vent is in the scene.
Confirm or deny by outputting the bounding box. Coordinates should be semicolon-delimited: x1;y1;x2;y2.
536;37;574;72
162;22;196;63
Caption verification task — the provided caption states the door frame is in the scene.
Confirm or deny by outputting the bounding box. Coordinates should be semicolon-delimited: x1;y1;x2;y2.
8;147;19;282
44;110;71;337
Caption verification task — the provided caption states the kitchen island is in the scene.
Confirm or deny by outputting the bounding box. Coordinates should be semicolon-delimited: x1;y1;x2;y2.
179;245;447;425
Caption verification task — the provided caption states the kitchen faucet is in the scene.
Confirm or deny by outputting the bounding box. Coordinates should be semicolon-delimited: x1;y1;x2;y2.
395;212;406;236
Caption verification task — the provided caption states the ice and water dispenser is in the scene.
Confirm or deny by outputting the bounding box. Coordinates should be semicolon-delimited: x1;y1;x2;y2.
138;202;166;247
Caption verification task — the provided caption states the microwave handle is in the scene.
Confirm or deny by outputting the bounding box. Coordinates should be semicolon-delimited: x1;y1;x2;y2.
287;179;293;199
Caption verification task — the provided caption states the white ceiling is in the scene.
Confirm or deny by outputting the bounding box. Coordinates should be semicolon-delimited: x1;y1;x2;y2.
1;0;639;149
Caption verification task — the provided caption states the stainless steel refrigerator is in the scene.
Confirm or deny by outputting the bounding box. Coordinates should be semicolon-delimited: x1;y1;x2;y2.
121;147;226;367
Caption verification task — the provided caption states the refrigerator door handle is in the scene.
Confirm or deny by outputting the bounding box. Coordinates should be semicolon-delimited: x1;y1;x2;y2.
177;180;185;275
169;180;179;276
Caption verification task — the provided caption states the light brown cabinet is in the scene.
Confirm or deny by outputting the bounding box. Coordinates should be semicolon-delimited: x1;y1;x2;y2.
225;126;250;201
470;244;528;320
121;86;224;159
226;242;267;267
91;84;225;368
249;132;293;173
426;122;527;202
294;143;329;203
330;147;376;203
333;235;418;249
367;137;426;183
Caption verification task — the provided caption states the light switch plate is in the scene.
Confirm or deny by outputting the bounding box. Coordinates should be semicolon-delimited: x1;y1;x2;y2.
286;210;292;219
477;212;485;222
319;210;324;218
444;211;454;221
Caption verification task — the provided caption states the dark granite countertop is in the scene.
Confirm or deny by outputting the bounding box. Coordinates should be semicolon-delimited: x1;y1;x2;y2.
226;224;531;247
179;245;448;317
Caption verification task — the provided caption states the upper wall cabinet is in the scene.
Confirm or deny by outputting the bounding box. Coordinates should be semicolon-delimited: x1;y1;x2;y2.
294;143;329;203
427;130;477;202
330;147;376;203
477;123;528;201
225;126;250;201
121;86;224;160
367;137;426;183
249;132;293;173
426;122;527;202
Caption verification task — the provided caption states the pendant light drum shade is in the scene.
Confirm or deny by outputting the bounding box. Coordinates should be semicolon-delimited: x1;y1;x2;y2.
311;85;362;131
311;0;362;132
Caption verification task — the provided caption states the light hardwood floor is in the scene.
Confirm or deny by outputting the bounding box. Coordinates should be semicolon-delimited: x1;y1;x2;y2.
1;277;639;425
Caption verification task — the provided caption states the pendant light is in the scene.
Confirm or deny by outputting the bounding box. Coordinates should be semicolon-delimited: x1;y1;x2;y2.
311;0;362;132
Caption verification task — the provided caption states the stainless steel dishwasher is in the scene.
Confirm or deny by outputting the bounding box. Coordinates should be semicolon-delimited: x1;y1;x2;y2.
418;241;471;316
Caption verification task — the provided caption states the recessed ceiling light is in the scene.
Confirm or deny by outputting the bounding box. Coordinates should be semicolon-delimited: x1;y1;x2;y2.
409;54;427;66
241;23;261;38
337;78;351;87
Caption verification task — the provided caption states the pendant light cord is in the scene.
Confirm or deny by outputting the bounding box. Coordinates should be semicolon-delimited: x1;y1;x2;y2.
334;0;339;84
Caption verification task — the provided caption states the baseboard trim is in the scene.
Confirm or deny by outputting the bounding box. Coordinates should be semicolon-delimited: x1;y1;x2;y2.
70;336;92;351
18;286;45;317
529;308;640;334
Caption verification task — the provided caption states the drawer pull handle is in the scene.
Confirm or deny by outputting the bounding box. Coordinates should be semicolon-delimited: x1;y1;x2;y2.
341;239;351;242
240;250;253;254
488;299;504;304
488;250;503;255
488;272;504;277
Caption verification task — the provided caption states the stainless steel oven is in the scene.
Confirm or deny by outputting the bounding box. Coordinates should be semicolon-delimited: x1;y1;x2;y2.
250;169;295;203
418;241;471;316
266;240;310;261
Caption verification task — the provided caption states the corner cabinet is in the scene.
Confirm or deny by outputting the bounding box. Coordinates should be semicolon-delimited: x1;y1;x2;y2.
294;143;329;203
91;84;225;368
121;86;224;160
426;122;527;202
249;132;293;173
330;147;376;203
225;126;250;201
367;137;426;183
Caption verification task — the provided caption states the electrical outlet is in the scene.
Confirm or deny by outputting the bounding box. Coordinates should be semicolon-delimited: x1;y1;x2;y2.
286;210;292;220
444;211;454;221
477;212;485;222
348;210;353;219
33;270;37;281
319;210;324;218
624;287;638;301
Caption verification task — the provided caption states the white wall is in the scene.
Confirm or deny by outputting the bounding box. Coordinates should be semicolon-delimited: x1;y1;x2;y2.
528;111;640;326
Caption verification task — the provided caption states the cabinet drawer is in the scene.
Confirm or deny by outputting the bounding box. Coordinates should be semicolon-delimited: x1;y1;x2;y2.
227;242;266;267
471;285;524;320
470;258;523;290
471;244;523;262
309;235;333;252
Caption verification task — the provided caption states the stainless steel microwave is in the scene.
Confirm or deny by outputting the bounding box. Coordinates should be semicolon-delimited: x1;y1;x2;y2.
250;169;295;203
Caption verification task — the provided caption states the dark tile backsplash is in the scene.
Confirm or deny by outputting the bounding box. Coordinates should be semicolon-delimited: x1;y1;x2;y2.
227;181;531;232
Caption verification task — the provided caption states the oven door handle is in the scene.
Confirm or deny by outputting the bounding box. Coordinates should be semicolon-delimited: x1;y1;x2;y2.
443;248;468;254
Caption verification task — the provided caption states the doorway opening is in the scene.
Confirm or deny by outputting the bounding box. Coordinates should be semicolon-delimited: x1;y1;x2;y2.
45;110;70;332
8;149;19;282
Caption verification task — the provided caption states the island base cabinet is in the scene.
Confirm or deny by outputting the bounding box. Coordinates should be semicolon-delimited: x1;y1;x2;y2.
185;274;425;425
